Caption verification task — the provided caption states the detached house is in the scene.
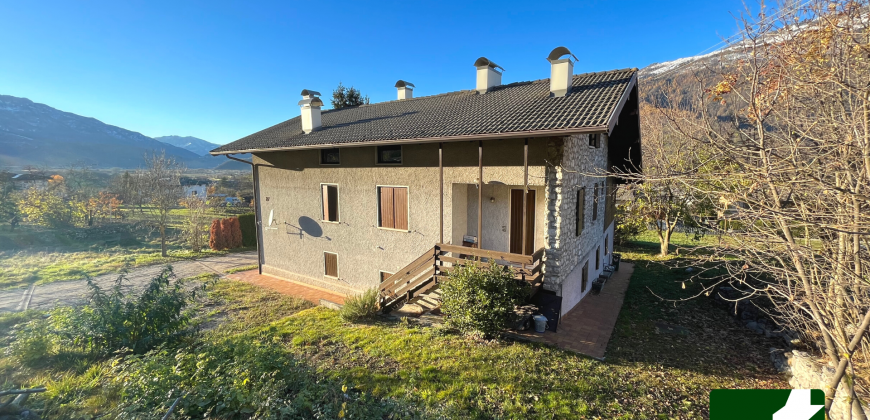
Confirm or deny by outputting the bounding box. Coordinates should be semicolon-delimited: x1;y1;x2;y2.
212;47;641;317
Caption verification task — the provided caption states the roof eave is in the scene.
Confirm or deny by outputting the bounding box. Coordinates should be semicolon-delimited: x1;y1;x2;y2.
605;72;638;136
209;126;609;155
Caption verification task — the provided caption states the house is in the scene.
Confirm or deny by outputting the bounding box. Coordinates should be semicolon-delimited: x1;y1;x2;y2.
180;177;210;198
211;47;641;317
1;173;53;190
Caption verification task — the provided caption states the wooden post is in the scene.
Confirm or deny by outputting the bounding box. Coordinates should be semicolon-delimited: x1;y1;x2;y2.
522;138;529;255
478;141;483;249
439;142;444;244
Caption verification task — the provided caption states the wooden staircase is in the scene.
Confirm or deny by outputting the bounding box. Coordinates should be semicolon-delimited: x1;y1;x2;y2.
378;243;545;310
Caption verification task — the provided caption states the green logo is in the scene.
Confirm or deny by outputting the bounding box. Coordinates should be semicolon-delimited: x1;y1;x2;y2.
710;389;824;419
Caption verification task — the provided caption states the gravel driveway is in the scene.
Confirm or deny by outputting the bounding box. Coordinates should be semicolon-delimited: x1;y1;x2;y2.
0;251;258;313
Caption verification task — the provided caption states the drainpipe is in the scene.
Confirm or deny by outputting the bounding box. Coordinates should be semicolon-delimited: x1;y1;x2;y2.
225;154;264;275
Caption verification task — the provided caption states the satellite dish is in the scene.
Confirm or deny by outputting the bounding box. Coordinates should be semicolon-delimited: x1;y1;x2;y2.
268;210;274;227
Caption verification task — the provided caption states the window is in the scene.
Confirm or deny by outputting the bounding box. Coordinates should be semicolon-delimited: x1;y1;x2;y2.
324;252;339;278
596;246;600;270
321;184;339;222
380;271;394;283
575;187;585;236
376;145;402;164
589;133;600;148
604;235;609;256
321;148;340;165
378;186;408;230
592;183;599;221
581;261;589;291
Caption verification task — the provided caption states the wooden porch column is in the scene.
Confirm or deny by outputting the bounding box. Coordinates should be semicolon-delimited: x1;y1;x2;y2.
522;138;529;254
439;142;443;244
478;141;483;248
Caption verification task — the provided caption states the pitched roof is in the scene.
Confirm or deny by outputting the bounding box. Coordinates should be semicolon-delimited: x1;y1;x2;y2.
212;68;638;155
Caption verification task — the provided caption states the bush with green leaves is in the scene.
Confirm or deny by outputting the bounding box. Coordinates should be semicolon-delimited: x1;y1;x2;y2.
238;213;257;247
9;266;204;364
440;261;528;338
339;288;379;322
111;333;412;419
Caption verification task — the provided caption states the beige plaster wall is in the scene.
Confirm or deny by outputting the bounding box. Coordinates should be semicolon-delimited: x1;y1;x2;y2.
253;138;551;293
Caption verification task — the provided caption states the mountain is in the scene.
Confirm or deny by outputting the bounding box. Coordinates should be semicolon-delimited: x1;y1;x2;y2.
0;95;242;170
154;135;220;156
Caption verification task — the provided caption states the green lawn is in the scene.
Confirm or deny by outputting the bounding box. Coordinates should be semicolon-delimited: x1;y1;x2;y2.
0;222;252;290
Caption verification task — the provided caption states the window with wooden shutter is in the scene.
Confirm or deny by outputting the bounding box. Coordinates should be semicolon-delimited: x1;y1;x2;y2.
596;246;600;270
576;187;585;236
589;133;600;148
321;184;339;222
592;183;599;221
380;271;394;283
378;186;408;230
581;260;589;291
324;252;338;278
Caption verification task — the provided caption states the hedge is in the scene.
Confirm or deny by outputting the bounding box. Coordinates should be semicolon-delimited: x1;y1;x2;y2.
239;213;257;247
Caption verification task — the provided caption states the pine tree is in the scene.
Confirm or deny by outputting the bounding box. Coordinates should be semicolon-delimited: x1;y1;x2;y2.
209;219;223;250
330;82;370;109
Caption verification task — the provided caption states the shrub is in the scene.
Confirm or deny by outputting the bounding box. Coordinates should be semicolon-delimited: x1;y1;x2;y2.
238;213;256;247
112;334;404;419
440;262;528;339
339;288;379;322
209;218;223;250
61;267;202;355
227;217;242;248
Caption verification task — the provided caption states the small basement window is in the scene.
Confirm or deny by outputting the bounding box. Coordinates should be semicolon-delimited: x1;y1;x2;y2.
376;145;402;164
324;252;339;278
321;184;339;222
321;148;340;165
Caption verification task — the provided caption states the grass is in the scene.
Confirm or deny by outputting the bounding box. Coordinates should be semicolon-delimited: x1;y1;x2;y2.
0;233;789;419
224;264;259;274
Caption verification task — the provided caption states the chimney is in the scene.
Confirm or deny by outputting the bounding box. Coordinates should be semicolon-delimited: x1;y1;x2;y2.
547;47;578;97
395;80;415;100
473;57;504;94
298;89;323;134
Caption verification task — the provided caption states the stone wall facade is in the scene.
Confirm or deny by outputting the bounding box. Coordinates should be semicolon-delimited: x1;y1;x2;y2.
779;351;868;420
543;133;615;315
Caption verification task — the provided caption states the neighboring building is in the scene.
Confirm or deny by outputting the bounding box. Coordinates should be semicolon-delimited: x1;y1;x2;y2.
211;47;641;316
180;178;210;198
1;173;53;190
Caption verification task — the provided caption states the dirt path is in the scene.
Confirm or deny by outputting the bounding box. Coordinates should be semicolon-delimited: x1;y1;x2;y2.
0;251;258;313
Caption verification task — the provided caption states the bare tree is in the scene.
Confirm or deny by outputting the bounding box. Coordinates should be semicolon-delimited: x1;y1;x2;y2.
633;2;870;417
179;195;209;252
142;152;184;257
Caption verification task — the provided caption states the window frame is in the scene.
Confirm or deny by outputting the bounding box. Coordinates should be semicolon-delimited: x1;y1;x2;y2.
596;246;600;270
592;183;599;221
324;252;339;278
589;133;601;148
379;270;395;283
604;234;609;256
375;145;403;165
376;185;410;231
320;148;341;165
320;183;340;223
581;260;589;291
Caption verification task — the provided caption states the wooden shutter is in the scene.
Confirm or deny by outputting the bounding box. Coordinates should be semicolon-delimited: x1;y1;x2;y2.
576;188;585;236
393;187;408;230
596;246;600;270
322;184;330;221
324;252;338;277
380;271;394;282
593;183;599;220
379;187;395;229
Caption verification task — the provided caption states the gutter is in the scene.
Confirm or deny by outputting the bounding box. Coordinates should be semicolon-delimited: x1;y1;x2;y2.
209;126;609;156
224;154;265;275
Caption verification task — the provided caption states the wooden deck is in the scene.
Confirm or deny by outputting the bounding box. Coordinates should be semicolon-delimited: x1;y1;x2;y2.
378;243;545;309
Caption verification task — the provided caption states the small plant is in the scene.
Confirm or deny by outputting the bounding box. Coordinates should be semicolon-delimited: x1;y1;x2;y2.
440;261;528;339
339;288;379;322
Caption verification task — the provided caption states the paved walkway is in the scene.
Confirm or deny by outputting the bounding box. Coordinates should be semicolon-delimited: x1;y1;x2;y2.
511;262;634;359
227;270;347;305
0;251;258;313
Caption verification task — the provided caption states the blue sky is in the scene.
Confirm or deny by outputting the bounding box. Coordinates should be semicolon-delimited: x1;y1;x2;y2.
0;0;756;145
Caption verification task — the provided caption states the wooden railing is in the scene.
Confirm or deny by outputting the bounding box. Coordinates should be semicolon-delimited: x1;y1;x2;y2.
378;243;545;309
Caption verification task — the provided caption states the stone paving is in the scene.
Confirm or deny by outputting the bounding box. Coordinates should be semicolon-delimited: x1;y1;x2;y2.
226;270;346;306
510;262;634;359
0;251;258;313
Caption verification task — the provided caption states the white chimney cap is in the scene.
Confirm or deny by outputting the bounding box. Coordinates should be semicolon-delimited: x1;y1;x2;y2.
394;80;415;89
547;46;578;63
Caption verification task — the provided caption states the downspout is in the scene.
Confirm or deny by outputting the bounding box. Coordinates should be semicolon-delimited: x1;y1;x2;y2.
225;154;264;275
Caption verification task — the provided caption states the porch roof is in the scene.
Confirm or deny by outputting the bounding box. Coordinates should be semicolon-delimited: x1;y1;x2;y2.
211;68;638;155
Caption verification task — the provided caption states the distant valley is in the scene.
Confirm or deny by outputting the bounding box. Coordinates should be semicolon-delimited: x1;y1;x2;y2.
0;94;248;170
